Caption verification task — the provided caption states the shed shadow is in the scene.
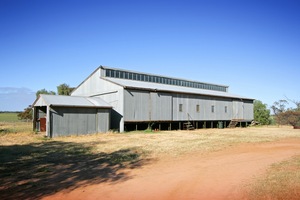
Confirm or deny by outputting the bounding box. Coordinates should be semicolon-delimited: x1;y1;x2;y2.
0;141;151;200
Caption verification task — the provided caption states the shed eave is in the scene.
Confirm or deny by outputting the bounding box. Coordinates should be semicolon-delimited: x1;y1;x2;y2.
49;104;112;108
123;86;254;100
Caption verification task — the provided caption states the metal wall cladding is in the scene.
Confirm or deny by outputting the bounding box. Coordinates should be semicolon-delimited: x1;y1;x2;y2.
124;90;150;121
123;89;248;122
50;107;110;137
243;100;254;120
232;100;244;119
172;94;233;121
72;68;122;97
150;92;172;121
97;109;110;132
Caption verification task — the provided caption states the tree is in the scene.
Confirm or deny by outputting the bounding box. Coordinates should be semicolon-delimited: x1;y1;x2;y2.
254;100;271;125
271;100;289;125
278;110;300;127
36;89;56;97
271;98;300;127
271;100;288;115
57;83;75;95
17;106;32;121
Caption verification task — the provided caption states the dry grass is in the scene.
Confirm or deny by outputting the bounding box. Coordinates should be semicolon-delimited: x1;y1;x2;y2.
1;122;300;199
52;125;300;158
0;122;38;145
243;155;300;200
1;123;300;157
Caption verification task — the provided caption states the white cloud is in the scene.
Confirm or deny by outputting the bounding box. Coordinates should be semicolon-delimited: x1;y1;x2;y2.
0;87;36;111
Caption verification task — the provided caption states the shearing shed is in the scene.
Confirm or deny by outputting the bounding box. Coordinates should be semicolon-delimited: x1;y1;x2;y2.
70;66;254;132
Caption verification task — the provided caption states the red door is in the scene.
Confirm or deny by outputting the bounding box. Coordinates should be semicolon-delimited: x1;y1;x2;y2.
40;118;46;132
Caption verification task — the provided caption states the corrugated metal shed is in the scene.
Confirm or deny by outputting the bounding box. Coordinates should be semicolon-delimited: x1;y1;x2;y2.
32;94;112;137
104;77;253;100
33;94;112;108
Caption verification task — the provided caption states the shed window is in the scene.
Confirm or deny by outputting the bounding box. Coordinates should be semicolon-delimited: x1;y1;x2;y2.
105;69;110;77
211;105;215;113
179;104;183;112
120;71;124;78
196;105;200;112
145;75;149;82
116;71;120;78
225;106;228;113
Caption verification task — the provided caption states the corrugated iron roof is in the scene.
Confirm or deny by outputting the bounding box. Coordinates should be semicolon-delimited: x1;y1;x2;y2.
105;77;254;100
33;94;112;108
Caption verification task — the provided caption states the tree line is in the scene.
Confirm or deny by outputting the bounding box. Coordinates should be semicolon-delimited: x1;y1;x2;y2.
36;83;75;97
254;98;300;128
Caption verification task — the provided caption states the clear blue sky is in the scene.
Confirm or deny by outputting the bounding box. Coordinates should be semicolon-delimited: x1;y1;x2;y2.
0;0;299;111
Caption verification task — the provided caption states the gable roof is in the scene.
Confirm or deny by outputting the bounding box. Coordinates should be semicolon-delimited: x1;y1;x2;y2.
33;94;112;108
104;77;254;100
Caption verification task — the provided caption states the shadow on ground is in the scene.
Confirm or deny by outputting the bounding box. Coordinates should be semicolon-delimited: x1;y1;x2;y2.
0;141;151;200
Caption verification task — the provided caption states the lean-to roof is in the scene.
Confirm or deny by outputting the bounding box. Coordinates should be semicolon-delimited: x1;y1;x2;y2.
33;94;112;108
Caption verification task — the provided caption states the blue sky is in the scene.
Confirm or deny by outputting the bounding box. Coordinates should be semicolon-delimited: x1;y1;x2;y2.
0;0;299;111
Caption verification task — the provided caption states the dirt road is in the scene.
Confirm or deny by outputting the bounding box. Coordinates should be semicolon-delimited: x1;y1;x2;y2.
43;139;300;200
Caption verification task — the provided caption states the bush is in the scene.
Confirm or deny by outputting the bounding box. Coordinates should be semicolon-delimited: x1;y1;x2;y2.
276;110;300;127
17;107;32;121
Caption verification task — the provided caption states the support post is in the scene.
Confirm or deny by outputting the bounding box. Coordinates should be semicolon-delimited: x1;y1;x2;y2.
32;107;36;131
46;106;51;137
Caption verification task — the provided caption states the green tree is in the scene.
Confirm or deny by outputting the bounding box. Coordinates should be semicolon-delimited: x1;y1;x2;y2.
57;83;75;95
36;89;56;97
254;100;271;125
17;106;33;121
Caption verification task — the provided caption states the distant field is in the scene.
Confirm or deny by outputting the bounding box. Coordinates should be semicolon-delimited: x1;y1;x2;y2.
0;113;20;122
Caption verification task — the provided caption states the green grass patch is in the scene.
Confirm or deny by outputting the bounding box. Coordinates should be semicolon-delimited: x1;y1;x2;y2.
0;113;20;122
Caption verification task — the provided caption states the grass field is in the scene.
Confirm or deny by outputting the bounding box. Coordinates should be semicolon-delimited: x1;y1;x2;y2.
0;112;20;122
0;122;300;199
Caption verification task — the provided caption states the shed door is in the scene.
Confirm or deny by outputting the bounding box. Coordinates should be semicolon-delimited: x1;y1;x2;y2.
40;117;46;132
232;101;244;119
150;92;172;121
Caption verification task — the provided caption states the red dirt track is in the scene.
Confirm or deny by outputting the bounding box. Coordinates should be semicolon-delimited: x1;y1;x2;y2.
43;139;300;200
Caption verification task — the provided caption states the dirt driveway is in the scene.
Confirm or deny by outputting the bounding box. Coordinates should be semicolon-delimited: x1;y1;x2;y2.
43;139;300;200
